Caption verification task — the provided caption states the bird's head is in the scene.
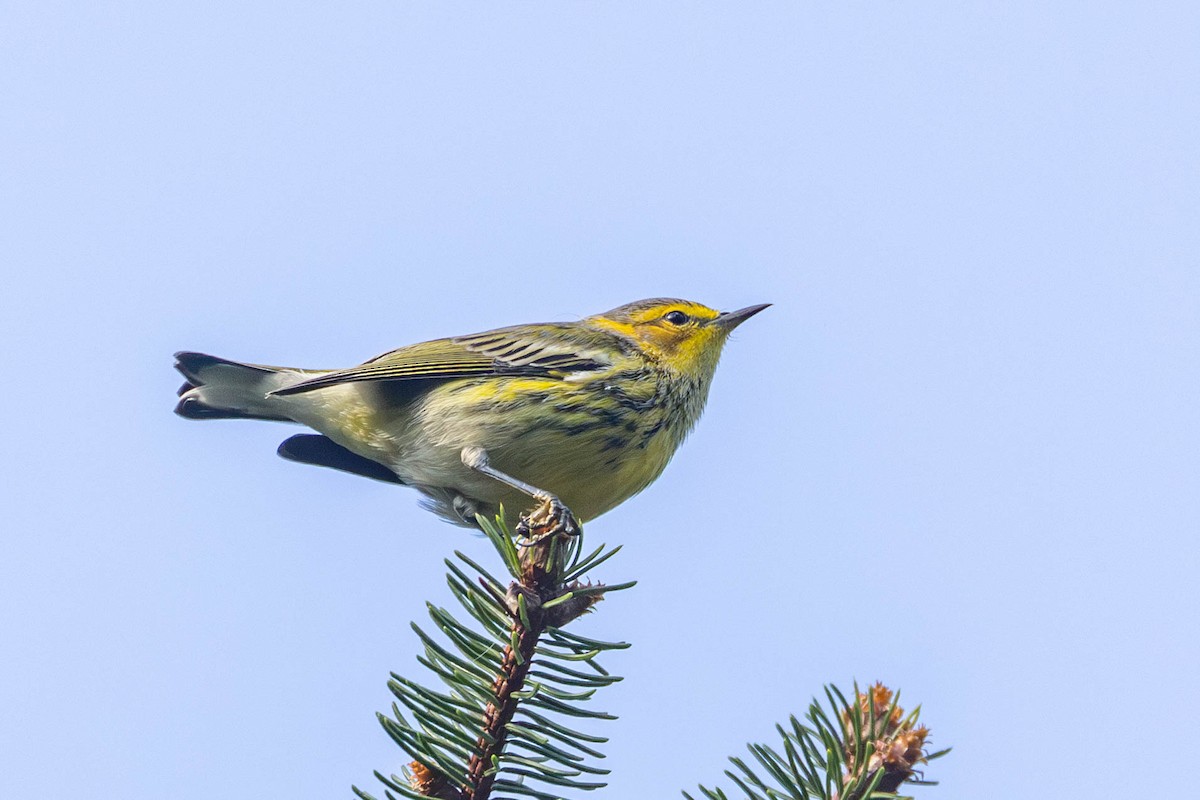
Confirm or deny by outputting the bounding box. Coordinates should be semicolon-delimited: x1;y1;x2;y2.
587;298;770;378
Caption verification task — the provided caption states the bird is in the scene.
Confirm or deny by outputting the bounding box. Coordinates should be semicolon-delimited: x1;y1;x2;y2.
174;297;768;528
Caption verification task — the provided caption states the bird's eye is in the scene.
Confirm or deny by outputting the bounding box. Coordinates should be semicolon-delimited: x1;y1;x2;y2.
663;310;690;325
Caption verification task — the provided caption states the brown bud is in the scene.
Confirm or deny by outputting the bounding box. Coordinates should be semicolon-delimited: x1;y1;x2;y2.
504;583;544;625
544;580;606;627
840;683;932;792
408;761;462;799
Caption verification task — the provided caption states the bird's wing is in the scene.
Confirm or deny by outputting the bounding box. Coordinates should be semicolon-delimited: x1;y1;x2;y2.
270;324;611;396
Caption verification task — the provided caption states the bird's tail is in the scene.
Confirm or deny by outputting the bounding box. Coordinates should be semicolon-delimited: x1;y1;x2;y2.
174;351;297;421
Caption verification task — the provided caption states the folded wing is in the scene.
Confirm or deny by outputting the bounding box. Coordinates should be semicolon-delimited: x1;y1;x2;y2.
270;324;610;396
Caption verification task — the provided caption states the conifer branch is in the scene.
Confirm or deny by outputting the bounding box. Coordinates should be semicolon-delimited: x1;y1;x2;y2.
354;502;632;800
685;682;949;800
351;505;951;800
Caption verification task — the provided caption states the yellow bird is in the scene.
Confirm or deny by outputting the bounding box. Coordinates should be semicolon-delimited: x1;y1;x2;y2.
175;298;768;528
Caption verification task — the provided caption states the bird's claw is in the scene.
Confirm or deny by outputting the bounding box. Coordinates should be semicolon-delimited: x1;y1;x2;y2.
516;497;580;544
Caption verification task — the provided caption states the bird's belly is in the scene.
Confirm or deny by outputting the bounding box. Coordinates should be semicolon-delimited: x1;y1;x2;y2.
396;380;680;521
285;378;681;522
382;422;669;522
501;428;675;521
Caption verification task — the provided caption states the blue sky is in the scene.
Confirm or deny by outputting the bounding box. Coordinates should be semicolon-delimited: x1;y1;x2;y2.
3;3;1197;798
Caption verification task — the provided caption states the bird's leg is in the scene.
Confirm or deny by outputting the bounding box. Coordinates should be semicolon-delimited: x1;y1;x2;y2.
460;446;579;538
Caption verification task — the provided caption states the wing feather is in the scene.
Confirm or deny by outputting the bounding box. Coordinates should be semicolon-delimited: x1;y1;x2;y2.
270;324;608;396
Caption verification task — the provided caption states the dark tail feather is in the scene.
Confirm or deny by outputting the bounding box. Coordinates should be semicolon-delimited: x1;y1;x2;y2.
174;351;277;384
277;434;404;485
175;395;280;420
173;351;292;421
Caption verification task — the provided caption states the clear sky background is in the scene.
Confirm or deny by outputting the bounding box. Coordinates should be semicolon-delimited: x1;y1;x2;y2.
3;3;1197;798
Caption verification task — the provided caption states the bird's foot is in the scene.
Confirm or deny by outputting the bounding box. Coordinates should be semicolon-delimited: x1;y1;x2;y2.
516;496;580;545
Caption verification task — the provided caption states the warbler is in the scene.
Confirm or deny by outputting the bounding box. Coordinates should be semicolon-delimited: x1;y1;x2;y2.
174;298;768;527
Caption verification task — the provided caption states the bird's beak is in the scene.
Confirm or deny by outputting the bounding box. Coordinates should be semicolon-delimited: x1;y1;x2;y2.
713;303;771;330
